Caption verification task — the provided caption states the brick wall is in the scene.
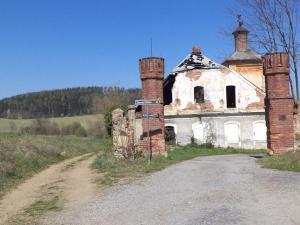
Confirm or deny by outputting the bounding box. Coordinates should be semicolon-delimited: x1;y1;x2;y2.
139;57;166;156
263;52;294;154
233;29;248;52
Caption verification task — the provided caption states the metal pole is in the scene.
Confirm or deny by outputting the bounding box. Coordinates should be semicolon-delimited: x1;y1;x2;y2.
147;104;151;163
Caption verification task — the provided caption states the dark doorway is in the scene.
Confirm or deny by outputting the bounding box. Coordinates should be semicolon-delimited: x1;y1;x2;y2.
165;126;176;145
194;86;204;103
226;86;236;108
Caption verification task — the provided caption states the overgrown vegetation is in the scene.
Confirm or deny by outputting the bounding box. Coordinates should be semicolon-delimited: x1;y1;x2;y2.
104;105;128;136
93;144;265;186
0;86;140;119
0;114;104;133
2;117;108;138
0;133;104;197
258;150;300;172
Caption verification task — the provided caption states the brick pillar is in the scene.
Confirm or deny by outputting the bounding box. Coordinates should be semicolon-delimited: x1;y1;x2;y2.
139;57;166;156
263;52;294;154
233;27;249;52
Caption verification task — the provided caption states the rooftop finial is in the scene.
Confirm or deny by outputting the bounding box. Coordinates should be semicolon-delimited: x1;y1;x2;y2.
237;15;243;27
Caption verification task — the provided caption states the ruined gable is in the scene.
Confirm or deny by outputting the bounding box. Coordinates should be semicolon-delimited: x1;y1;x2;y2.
165;49;264;114
163;44;267;149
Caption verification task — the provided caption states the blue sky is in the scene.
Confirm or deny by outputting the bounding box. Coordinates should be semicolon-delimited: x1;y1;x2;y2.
0;0;239;99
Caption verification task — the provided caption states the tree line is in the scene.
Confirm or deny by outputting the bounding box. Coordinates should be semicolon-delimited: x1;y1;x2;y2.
0;87;140;119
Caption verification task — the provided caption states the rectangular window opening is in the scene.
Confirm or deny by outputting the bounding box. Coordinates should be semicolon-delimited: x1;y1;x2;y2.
194;86;204;103
226;86;236;108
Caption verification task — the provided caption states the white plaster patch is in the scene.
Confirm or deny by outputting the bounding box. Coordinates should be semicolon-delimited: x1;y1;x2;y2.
192;122;210;144
171;69;262;110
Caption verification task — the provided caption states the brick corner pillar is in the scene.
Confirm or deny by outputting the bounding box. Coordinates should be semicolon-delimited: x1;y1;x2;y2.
263;52;294;154
139;57;166;156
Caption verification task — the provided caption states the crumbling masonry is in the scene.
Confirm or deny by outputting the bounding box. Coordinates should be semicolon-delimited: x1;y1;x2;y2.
111;20;298;157
263;52;294;154
139;57;166;155
112;106;137;159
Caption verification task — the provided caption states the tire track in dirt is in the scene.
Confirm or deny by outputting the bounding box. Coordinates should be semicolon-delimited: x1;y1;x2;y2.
0;153;100;225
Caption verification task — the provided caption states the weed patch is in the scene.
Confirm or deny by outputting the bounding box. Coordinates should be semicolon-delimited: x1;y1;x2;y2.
0;133;106;197
93;144;265;186
258;150;300;172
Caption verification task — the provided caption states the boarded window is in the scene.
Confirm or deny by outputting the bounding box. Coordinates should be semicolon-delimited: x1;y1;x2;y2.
194;86;204;103
165;126;176;145
253;121;267;141
226;86;236;108
192;122;209;144
224;122;240;143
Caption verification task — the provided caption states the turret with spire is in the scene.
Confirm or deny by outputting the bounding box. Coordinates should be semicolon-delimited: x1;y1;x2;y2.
223;15;264;90
233;15;249;52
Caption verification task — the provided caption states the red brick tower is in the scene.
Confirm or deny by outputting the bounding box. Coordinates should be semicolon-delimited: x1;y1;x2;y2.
263;52;294;154
233;25;249;52
139;57;166;156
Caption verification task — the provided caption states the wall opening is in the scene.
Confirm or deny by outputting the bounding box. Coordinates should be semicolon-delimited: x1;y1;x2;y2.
194;86;204;103
253;121;267;141
163;75;176;105
224;121;240;146
165;126;176;145
226;85;236;108
192;122;210;144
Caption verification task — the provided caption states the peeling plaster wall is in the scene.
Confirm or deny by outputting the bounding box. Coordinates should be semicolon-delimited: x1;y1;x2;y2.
168;68;264;113
165;113;267;149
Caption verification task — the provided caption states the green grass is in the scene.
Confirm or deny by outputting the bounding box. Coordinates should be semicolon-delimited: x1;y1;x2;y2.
258;150;300;172
0;114;103;133
0;133;106;197
25;196;61;216
93;145;266;186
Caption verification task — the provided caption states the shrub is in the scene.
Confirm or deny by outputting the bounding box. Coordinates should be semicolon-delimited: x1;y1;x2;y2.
20;119;60;135
61;122;87;137
165;126;176;145
9;121;17;132
87;121;108;138
104;105;128;136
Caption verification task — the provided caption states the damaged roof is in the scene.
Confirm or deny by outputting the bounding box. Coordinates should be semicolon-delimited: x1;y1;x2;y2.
171;49;221;73
164;47;264;95
223;49;262;63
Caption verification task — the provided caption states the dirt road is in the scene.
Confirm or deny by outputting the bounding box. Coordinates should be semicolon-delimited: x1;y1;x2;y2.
39;154;300;225
0;153;100;225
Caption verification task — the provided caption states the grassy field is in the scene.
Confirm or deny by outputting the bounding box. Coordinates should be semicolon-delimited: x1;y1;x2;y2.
0;114;103;133
258;150;300;172
0;133;107;197
93;145;266;186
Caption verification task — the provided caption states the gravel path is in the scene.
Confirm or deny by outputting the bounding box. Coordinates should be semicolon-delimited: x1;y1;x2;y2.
39;154;300;225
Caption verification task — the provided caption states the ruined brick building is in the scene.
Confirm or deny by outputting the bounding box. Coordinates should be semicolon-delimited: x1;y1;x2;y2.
163;23;266;148
112;21;295;157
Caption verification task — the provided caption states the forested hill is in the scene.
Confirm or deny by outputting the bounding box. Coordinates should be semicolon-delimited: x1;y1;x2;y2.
0;87;140;119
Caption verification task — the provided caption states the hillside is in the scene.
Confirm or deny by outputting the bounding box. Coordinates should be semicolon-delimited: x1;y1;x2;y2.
0;87;140;119
0;114;103;133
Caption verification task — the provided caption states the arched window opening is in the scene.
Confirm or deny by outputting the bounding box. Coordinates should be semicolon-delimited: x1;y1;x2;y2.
226;85;236;108
253;121;267;141
194;86;204;103
165;126;176;145
224;121;240;145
